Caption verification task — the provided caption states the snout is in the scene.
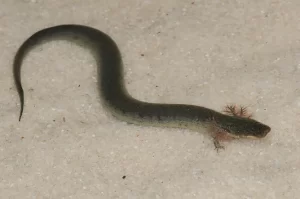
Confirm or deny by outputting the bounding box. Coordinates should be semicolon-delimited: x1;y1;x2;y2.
260;126;271;138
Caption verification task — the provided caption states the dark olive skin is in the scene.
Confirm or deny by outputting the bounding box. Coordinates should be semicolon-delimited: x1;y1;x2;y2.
13;24;271;150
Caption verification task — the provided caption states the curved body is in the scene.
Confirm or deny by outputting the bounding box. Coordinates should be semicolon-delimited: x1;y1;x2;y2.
13;24;271;148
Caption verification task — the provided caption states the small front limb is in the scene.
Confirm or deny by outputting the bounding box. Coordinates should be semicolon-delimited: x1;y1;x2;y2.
213;136;225;152
211;127;235;152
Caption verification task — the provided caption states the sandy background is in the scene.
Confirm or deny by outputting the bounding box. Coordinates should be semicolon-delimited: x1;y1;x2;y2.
1;0;300;198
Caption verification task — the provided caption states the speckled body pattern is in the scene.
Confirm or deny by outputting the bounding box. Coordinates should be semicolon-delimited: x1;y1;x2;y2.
13;24;271;147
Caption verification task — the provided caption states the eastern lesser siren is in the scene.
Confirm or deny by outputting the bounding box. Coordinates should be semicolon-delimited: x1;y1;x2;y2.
13;24;271;149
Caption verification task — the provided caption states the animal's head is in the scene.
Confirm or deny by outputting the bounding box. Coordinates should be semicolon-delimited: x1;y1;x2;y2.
214;115;271;138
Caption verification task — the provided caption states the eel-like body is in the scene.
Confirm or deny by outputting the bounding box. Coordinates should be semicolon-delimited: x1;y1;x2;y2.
13;24;271;149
